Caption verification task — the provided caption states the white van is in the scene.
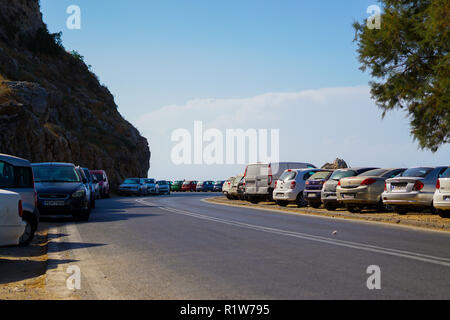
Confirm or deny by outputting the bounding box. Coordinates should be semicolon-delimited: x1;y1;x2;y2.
0;190;26;246
244;162;316;203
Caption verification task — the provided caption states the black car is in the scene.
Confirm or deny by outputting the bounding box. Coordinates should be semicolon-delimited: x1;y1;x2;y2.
32;163;91;221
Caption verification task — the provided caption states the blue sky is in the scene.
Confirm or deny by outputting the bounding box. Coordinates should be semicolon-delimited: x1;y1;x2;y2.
40;0;449;180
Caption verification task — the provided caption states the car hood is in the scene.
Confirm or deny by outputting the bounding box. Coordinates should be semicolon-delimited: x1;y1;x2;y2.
120;183;140;188
35;182;83;194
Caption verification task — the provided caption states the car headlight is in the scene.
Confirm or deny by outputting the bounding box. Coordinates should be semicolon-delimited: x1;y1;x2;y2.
72;189;86;198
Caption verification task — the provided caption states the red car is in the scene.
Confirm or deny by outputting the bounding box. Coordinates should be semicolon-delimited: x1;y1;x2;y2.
90;170;110;198
182;181;198;192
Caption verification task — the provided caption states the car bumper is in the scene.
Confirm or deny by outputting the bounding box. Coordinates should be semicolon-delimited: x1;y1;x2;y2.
0;224;26;246
382;191;433;207
273;190;296;201
337;187;379;205
433;193;450;210
321;191;339;203
37;198;88;215
304;190;322;202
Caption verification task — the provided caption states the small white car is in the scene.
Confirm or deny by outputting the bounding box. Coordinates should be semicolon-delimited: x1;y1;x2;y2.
0;190;26;246
273;169;324;207
434;167;450;218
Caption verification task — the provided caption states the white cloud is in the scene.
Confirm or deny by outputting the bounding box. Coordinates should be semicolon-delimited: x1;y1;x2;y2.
134;86;450;180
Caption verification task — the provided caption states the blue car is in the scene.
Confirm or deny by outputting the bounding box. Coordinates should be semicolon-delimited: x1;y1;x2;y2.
213;181;225;192
196;181;215;192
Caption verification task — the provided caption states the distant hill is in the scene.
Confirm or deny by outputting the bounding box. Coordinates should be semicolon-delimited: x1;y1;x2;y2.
0;0;150;188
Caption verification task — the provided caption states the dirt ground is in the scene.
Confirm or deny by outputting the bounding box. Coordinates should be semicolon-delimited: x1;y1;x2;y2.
0;226;58;300
207;196;450;232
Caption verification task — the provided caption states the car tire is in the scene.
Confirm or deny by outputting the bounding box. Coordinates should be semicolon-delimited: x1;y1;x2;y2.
437;209;450;218
249;197;260;204
19;212;37;247
296;193;307;208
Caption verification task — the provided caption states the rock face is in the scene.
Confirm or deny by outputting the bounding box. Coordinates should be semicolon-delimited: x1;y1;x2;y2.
0;0;150;189
321;158;348;170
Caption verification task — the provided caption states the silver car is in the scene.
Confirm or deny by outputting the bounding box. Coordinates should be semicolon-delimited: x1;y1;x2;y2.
142;178;158;195
382;166;448;214
222;177;235;199
434;167;450;217
322;167;378;211
336;168;406;213
0;153;39;246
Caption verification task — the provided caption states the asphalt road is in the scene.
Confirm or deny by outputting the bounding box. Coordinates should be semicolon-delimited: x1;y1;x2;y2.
46;193;450;299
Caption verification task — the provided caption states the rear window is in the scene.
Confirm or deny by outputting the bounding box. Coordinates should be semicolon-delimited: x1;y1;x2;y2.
330;170;357;180
440;168;450;178
359;169;389;177
308;171;332;180
401;167;433;178
0;161;34;188
124;179;140;184
280;171;297;181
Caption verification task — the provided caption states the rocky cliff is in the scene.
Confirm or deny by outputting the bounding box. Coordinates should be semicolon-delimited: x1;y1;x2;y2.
0;0;150;188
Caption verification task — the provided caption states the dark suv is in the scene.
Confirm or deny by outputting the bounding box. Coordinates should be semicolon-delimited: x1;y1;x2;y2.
32;163;91;221
0;153;39;246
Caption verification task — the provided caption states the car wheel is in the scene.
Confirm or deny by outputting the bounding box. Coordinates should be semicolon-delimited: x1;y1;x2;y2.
249;197;260;204
346;205;362;213
276;200;288;207
296;193;307;208
19;212;37;247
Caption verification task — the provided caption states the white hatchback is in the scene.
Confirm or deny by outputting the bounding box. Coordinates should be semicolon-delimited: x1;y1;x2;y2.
273;169;324;207
0;189;26;246
434;167;450;218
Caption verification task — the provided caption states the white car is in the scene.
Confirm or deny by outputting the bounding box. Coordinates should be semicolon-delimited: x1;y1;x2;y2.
434;167;450;218
0;190;26;246
273;168;324;207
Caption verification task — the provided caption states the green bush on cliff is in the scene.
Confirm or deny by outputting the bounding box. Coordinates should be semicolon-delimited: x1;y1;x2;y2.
21;27;63;56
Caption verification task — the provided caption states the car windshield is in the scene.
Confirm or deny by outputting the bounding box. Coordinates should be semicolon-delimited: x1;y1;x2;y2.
401;167;433;178
309;171;332;180
158;181;167;185
33;165;81;183
359;169;389;177
124;179;140;184
330;170;356;180
144;179;155;184
279;171;297;181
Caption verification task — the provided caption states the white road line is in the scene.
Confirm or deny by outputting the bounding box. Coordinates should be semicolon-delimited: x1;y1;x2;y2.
136;198;450;267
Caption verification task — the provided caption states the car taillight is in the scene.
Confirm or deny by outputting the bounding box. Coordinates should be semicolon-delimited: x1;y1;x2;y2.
436;179;441;189
384;183;387;191
290;181;296;189
338;180;341;186
275;181;278;188
413;181;424;191
361;178;377;186
18;200;23;218
268;175;273;186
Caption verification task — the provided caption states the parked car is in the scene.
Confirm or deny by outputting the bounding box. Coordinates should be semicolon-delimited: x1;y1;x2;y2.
0;153;39;246
322;167;379;211
229;175;245;200
90;170;110;198
382;166;448;215
119;178;147;196
171;181;183;192
196;181;215;192
142;178;158;195
157;180;171;195
434;167;450;218
244;162;317;203
83;167;100;202
182;181;197;192
222;177;235;199
273;169;324;207
304;170;334;208
336;168;406;213
33;163;91;221
77;167;95;209
0;190;26;246
213;181;225;192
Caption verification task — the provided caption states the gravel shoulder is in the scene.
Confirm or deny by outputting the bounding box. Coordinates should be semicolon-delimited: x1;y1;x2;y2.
205;196;450;233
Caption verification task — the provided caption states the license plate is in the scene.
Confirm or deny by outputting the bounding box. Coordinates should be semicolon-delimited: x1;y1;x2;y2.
342;194;355;199
44;201;65;207
392;185;406;192
308;193;318;198
276;193;284;197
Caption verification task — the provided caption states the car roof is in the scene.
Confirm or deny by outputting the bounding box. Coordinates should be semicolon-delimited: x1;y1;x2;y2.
32;162;75;167
0;153;31;167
